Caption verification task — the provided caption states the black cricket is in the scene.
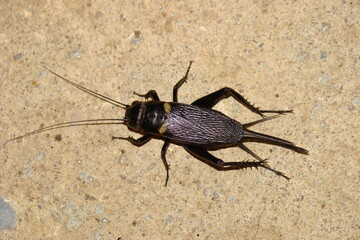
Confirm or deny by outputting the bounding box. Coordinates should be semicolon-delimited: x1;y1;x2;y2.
7;61;308;185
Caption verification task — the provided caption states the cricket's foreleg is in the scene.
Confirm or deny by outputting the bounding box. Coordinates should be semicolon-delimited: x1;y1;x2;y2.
112;134;152;147
173;61;194;102
161;141;171;186
133;90;160;101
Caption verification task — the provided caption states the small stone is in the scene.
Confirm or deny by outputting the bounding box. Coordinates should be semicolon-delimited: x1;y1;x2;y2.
66;215;82;231
320;50;327;59
86;176;94;183
164;214;174;224
131;38;144;45
54;134;62;141
321;23;330;31
34;153;45;161
318;73;333;84
351;97;360;106
203;188;212;196
94;205;104;215
101;217;111;223
13;53;23;60
0;197;16;230
69;49;83;59
62;205;76;215
49;209;62;222
85;193;97;201
117;155;128;164
78;171;87;180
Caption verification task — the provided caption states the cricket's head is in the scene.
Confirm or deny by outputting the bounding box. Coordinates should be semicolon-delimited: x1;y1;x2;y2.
124;101;146;131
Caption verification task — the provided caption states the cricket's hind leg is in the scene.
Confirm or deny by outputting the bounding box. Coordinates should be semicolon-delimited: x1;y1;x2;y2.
184;145;290;180
239;114;308;157
191;87;292;118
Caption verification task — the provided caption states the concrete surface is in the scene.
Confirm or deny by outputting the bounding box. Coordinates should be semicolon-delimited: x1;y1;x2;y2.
0;1;359;239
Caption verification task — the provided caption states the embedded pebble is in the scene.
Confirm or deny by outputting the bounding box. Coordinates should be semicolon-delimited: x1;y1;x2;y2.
212;191;220;199
22;164;34;177
318;73;333;84
94;231;103;240
131;38;144;45
0;197;16;230
117;155;128;164
94;205;104;215
13;53;23;60
321;22;330;31
351;97;360;106
164;214;174;224
62;205;76;215
203;188;212;196
33;153;45;161
100;217;111;223
86;176;94;183
66;215;82;231
78;171;87;180
49;209;62;222
85;193;97;201
68;49;83;59
320;50;327;59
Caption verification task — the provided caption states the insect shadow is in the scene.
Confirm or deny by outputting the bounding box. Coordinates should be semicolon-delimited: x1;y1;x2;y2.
6;61;308;186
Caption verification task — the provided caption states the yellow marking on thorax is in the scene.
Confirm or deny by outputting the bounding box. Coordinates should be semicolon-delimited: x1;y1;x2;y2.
158;122;168;134
164;102;171;113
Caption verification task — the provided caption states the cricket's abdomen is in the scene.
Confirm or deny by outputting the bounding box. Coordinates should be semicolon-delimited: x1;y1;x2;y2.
160;103;244;146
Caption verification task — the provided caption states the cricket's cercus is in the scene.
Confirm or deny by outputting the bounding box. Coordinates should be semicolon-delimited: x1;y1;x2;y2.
6;61;308;186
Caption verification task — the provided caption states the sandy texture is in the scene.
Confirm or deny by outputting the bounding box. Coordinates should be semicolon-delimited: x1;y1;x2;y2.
1;1;359;239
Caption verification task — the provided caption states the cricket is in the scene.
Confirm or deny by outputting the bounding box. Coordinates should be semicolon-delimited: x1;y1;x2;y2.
6;61;308;185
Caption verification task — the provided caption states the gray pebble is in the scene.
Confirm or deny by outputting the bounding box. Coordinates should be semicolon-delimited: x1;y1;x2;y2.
34;153;45;161
320;50;327;59
69;49;83;59
13;53;23;60
62;205;76;215
86;176;94;183
49;209;62;222
318;73;333;84
131;38;144;45
94;205;104;215
66;215;82;231
117;155;128;164
101;217;111;223
78;171;87;180
0;196;16;230
164;214;174;224
22;164;34;177
94;231;103;240
321;22;330;31
352;97;360;106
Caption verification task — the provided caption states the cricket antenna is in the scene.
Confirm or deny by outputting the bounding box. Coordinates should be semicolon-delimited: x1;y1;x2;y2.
5;118;127;145
43;66;129;109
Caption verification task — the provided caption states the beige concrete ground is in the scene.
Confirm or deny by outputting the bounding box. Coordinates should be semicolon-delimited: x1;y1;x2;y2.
0;1;359;239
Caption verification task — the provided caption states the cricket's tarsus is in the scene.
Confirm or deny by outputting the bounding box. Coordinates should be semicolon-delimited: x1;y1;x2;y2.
7;62;308;186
